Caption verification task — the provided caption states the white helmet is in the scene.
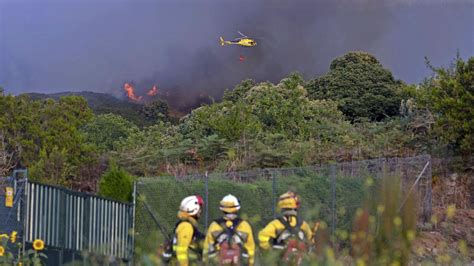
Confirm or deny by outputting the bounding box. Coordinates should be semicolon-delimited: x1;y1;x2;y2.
219;194;241;213
179;195;204;216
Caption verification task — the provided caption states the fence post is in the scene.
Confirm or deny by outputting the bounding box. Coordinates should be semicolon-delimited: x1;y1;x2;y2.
83;197;90;255
330;163;336;243
21;178;29;263
272;172;276;219
130;181;137;266
205;171;209;230
424;157;433;222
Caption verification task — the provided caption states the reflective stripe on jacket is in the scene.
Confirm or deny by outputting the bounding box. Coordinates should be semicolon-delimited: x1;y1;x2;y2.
173;213;203;266
258;216;312;250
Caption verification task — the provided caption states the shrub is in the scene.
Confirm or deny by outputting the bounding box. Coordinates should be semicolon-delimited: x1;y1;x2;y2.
99;162;134;202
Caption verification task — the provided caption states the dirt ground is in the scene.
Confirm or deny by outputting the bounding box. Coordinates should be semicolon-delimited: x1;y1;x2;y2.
412;208;473;263
411;172;473;264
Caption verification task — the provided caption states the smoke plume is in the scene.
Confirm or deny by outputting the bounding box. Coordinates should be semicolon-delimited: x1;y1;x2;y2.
1;0;473;112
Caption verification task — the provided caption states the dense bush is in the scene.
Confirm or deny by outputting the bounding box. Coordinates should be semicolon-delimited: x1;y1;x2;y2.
0;94;96;185
82;113;139;152
306;51;404;121
414;55;473;157
140;99;170;123
98;162;134;202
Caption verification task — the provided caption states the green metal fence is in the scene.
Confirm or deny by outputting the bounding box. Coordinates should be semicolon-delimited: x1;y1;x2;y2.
1;177;136;265
23;180;135;263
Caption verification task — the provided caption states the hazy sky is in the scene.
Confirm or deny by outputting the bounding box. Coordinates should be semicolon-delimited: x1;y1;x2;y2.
1;0;473;98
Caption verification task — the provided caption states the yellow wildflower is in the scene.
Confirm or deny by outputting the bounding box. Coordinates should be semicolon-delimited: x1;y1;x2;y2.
350;233;357;241
367;234;374;242
393;216;402;227
446;204;456;219
365;177;374;187
338;230;348;240
458;240;467;256
377;205;385;214
406;230;416;241
390;261;400;266
436;254;451;264
369;215;376;224
338;207;346;216
10;231;17;243
319;221;328;229
356;258;366;266
33;239;44;251
0;246;4;256
325;247;335;261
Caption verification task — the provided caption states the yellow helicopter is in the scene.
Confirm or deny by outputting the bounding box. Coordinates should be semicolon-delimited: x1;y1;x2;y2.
219;32;257;47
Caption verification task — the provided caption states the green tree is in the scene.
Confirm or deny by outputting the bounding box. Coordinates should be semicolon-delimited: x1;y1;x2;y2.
183;101;261;141
197;134;228;162
114;122;188;175
29;96;96;183
222;79;256;103
416;54;474;156
82;113;139;152
0;94;96;183
243;77;346;140
0;94;40;174
99;162;134;202
306;51;403;121
141;99;170;123
249;133;291;168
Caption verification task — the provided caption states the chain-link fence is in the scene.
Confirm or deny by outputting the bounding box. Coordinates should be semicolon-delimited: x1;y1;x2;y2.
135;155;432;256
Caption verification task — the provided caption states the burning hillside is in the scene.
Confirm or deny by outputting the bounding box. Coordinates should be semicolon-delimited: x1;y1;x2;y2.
123;83;143;102
121;82;212;116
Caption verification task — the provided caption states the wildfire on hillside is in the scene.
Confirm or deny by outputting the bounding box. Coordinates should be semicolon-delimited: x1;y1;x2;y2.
123;83;143;102
147;85;158;96
120;81;212;117
123;83;161;102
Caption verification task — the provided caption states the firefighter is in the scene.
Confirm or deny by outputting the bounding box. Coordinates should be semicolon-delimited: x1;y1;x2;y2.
163;195;205;266
203;194;255;266
258;191;313;265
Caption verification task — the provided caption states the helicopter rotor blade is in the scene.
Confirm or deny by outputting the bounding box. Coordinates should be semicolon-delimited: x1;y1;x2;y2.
237;31;248;37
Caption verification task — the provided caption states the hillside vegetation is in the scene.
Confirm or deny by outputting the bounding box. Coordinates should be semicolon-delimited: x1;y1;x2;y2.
0;51;472;193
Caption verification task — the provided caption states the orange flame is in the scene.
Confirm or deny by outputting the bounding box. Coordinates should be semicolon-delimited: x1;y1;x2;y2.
147;85;158;96
123;83;142;102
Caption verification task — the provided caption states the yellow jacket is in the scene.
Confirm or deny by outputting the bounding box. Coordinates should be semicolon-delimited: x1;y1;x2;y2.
203;218;255;265
258;215;312;250
172;212;204;266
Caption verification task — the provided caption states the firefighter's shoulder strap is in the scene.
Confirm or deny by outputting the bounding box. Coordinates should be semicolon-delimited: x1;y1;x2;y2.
215;217;242;242
277;216;303;235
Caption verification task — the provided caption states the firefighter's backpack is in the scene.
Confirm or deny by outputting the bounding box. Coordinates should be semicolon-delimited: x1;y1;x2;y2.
214;218;244;265
274;217;307;264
